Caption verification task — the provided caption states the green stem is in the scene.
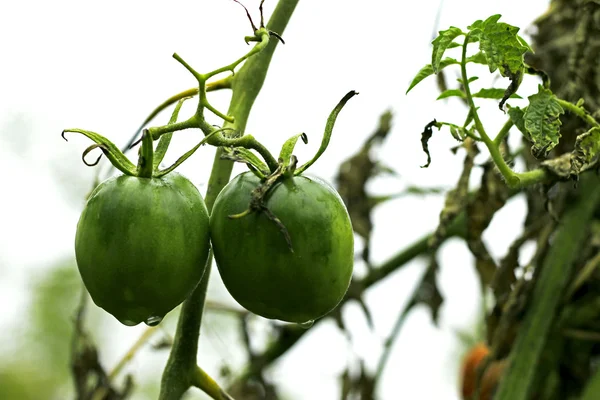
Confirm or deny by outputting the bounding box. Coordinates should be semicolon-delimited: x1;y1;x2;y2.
494;174;600;400
149;116;199;139
205;29;271;80
493;118;514;146
136;130;155;178
582;358;600;400
460;34;521;188
158;1;298;398
191;366;233;400
557;98;600;128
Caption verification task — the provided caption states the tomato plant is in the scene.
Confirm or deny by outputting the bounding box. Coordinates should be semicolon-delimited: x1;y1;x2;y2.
210;171;354;323
51;1;600;399
75;172;210;326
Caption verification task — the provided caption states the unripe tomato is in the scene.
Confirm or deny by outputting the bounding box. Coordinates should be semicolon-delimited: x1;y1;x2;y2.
75;172;211;326
210;172;354;323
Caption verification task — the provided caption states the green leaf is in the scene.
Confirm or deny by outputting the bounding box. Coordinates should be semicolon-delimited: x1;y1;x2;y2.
472;88;522;99
279;132;308;170
296;91;357;175
467;15;529;78
524;85;564;158
437;89;465;100
406;58;459;94
571;127;600;175
518;34;534;53
432;27;464;73
507;105;526;134
466;52;488;65
448;124;468;141
456;76;479;87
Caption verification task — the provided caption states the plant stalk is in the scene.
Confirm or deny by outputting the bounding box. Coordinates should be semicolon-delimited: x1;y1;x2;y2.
494;174;600;400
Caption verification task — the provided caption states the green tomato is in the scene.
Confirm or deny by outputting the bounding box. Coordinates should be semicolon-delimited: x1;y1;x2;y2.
75;172;210;326
210;172;354;323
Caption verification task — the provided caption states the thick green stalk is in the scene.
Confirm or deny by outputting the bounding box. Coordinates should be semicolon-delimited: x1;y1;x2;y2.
494;174;600;400
581;363;600;400
158;1;299;399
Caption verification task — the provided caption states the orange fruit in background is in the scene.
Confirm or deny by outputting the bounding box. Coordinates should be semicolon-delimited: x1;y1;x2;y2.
479;360;508;400
461;343;491;399
460;343;507;400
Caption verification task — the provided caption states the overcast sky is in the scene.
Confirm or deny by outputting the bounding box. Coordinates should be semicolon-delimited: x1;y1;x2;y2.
0;0;550;398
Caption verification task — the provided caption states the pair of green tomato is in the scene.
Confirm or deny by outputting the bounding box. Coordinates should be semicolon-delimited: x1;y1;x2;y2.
75;170;354;326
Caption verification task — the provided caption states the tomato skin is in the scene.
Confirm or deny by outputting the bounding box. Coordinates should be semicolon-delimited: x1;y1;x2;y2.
75;172;210;326
210;172;354;323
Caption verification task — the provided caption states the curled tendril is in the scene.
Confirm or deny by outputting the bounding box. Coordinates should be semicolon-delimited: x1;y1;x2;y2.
62;128;137;176
82;143;108;167
269;30;285;44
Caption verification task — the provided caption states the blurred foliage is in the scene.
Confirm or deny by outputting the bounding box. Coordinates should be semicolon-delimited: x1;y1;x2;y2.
0;261;80;399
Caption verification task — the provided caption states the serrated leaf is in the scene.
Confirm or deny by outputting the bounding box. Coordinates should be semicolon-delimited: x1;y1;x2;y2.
517;35;534;53
437;89;466;100
406;58;459;94
432;27;464;73
508;106;526;134
524;85;564;158
468;14;529;78
472;88;522;99
571;127;600;175
466;52;488;65
457;76;479;87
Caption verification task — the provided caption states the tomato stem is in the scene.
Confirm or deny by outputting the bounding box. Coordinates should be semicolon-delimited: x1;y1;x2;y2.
137;129;155;178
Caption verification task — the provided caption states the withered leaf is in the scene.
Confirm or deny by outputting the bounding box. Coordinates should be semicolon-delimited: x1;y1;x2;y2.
429;138;478;249
466;161;511;286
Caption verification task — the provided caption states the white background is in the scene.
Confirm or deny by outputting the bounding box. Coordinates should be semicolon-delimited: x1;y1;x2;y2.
0;0;550;398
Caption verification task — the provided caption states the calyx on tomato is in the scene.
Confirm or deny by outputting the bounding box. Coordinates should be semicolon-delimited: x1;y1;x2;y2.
64;102;211;326
210;91;358;323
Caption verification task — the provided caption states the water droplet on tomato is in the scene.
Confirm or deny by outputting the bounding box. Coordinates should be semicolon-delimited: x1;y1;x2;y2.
297;320;314;329
145;315;163;326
